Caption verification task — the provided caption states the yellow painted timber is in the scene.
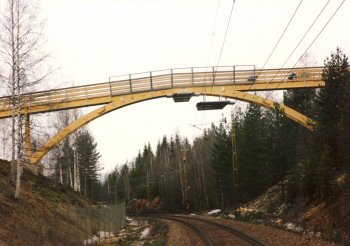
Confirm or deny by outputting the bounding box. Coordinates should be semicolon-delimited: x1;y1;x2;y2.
25;113;32;159
0;66;327;119
30;87;315;164
0;80;324;119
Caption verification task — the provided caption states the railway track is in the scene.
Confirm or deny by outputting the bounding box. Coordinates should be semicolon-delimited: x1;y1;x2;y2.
134;214;269;246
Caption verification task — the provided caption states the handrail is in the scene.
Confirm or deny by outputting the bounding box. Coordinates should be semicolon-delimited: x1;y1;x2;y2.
0;65;323;99
0;66;325;117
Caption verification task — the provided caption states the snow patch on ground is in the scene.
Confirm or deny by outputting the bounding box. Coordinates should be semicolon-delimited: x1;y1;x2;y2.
83;231;114;245
208;209;221;215
129;220;140;227
140;227;151;239
228;214;235;219
83;235;99;245
98;231;114;239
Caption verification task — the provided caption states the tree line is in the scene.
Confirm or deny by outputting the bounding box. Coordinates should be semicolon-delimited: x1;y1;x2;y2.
101;48;350;211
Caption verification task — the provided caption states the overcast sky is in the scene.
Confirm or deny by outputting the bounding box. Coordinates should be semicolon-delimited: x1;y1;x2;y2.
28;0;350;173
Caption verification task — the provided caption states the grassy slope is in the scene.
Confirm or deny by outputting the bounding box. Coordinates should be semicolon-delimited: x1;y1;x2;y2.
0;159;92;245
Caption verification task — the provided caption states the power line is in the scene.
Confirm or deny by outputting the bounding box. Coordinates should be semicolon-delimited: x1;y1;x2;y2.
206;0;222;65
215;0;236;70
193;0;221;130
271;0;347;83
258;0;303;74
267;0;331;84
280;0;330;69
198;0;236;132
209;0;236;95
290;0;347;71
202;0;222;95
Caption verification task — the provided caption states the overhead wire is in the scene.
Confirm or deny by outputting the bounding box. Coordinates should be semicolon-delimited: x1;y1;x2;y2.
267;0;347;84
194;0;221;128
267;0;331;85
202;0;222;102
208;0;236;96
288;0;347;73
235;1;303;110
280;0;330;69
257;0;304;76
196;0;236;132
195;0;347;135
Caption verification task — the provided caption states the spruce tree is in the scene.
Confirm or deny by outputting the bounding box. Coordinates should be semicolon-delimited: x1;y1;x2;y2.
312;48;349;199
75;130;101;198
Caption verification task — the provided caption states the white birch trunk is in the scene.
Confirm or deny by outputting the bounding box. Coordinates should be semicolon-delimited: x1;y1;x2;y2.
59;161;63;184
73;148;77;191
76;160;80;192
69;165;73;188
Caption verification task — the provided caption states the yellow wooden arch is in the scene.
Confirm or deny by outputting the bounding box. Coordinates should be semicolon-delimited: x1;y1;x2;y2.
30;87;315;164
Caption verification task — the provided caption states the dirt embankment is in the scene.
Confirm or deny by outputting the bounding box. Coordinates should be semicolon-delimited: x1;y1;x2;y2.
243;183;350;244
0;159;93;245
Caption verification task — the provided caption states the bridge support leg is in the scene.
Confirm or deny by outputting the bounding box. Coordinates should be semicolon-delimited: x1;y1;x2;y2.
24;113;40;175
25;113;32;160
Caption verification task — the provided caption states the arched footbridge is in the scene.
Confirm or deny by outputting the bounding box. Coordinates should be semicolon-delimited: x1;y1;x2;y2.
0;65;326;164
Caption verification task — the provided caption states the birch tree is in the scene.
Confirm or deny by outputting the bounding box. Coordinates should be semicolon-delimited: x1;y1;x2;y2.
0;0;48;198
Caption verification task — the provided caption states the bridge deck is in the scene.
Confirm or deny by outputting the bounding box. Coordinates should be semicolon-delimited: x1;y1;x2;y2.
0;66;324;118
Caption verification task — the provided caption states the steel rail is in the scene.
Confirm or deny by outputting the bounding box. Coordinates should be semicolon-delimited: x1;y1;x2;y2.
173;215;269;246
133;214;269;246
160;215;214;246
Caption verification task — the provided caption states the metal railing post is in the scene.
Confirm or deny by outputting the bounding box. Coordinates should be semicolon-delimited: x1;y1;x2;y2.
85;86;88;102
171;69;174;88
191;67;194;86
129;74;133;94
150;72;153;90
253;65;256;84
233;66;235;84
48;91;52;106
212;66;215;85
65;89;68;102
108;78;113;98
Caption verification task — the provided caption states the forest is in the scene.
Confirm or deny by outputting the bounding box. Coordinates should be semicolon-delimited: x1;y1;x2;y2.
10;47;348;212
93;48;350;211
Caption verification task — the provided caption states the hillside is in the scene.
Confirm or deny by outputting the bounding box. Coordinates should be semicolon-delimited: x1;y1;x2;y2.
0;159;94;245
243;182;350;244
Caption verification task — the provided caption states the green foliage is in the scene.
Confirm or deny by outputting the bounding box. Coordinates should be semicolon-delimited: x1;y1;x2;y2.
237;103;268;202
286;48;350;202
75;131;101;199
210;121;233;208
100;48;350;211
51;129;101;201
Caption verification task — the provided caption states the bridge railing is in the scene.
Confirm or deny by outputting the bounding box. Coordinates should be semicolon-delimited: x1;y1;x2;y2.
0;66;324;114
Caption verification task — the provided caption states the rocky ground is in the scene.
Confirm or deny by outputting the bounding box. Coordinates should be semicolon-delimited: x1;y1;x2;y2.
99;211;339;246
240;184;350;244
99;217;168;246
196;211;338;246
